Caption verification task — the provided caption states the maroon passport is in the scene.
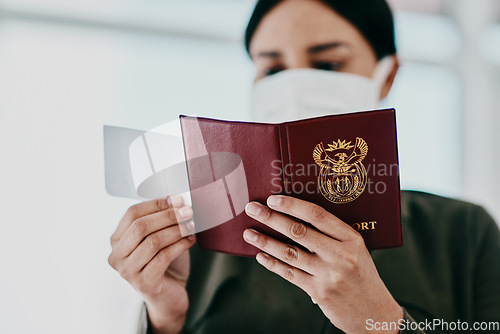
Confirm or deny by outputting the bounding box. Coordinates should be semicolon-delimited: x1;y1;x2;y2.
180;109;402;257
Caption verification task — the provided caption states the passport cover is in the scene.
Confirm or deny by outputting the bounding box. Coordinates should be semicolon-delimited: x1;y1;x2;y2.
180;109;402;257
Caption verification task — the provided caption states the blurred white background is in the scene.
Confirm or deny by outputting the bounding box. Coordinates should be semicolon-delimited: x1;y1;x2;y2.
0;0;498;333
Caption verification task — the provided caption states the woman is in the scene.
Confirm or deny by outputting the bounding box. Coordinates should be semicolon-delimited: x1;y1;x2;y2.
108;1;500;333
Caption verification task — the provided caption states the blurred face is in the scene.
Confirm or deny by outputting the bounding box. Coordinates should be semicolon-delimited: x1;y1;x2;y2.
249;0;397;98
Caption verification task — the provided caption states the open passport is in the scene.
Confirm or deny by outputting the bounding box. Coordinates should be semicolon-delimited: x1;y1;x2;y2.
180;109;402;257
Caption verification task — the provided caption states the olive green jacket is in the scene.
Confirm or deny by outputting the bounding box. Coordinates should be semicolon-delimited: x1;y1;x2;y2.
137;191;500;333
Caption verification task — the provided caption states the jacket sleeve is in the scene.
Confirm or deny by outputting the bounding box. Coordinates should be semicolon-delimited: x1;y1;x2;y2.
137;303;153;334
473;206;500;332
137;303;190;334
399;308;426;334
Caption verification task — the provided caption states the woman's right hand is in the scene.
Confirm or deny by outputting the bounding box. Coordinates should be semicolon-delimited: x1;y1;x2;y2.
108;195;196;334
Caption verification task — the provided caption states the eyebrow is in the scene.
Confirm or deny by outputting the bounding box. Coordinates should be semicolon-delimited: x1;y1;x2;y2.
252;42;349;59
252;51;282;59
307;42;349;54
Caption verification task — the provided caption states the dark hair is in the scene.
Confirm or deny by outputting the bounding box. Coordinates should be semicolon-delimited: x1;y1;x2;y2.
244;0;396;60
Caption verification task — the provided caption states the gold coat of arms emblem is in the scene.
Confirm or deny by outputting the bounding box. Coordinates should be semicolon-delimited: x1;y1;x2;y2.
313;138;368;204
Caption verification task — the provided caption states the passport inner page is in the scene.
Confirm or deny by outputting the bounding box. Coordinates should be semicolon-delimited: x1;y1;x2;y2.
180;116;292;256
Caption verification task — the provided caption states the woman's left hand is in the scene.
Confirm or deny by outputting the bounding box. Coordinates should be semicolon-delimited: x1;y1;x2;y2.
243;195;403;334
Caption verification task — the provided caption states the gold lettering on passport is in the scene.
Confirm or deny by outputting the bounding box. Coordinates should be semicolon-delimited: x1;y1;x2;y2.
313;138;368;204
351;221;377;231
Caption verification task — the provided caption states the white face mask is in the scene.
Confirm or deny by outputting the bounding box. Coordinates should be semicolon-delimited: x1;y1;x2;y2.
251;57;395;123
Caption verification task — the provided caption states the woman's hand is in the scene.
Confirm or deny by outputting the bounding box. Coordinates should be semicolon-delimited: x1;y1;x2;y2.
243;195;403;334
108;196;196;334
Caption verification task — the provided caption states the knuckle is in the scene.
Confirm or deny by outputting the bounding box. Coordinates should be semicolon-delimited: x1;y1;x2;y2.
155;248;172;264
265;256;276;270
257;234;268;249
131;218;147;236
347;229;365;246
313;290;328;304
352;231;364;244
126;204;140;219
326;270;343;290
109;233;118;246
107;254;116;268
261;208;274;222
283;267;295;281
283;246;299;262
343;254;360;272
289;221;307;239
311;205;328;221
166;208;178;223
280;196;292;209
155;198;169;211
145;234;160;249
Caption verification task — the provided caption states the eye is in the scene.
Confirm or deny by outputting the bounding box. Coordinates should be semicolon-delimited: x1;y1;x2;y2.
264;66;285;77
313;61;343;72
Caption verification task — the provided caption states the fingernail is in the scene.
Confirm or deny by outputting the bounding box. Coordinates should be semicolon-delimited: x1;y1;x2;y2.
243;229;259;243
186;221;195;232
179;206;193;219
167;195;183;207
187;234;196;241
256;252;269;264
245;202;262;216
267;195;282;208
